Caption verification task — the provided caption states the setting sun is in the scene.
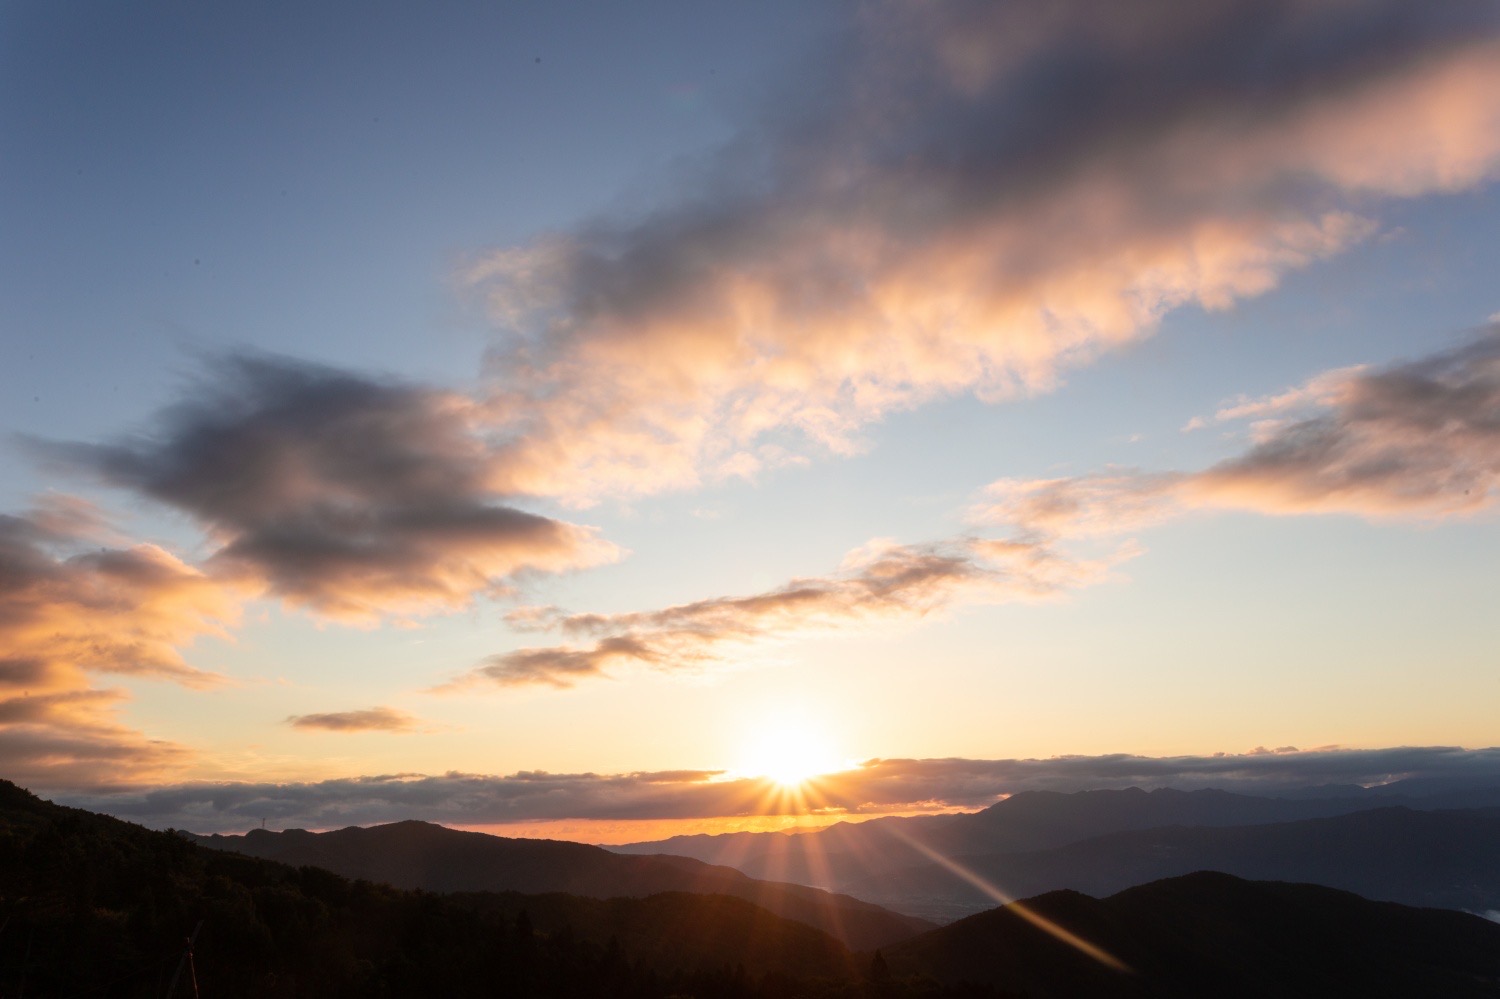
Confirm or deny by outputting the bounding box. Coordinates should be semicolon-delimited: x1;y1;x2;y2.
737;719;846;788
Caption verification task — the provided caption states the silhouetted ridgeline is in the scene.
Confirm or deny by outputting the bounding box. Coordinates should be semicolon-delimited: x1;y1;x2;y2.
5;781;1500;998
883;872;1500;999
0;780;996;997
187;819;932;951
614;786;1500;921
843;805;1500;920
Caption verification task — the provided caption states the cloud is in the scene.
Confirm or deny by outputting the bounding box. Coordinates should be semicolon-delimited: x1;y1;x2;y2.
286;706;422;733
982;473;1187;540
0;497;235;688
1208;365;1369;426
453;535;1132;689
41;355;618;620
463;0;1500;500
56;745;1500;832
983;330;1500;536
1193;332;1500;516
0;497;237;790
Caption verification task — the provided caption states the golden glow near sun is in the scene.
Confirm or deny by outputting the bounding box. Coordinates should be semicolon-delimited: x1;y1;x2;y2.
737;718;845;789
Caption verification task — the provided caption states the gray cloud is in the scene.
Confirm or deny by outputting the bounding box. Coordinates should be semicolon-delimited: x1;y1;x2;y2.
286;706;423;733
983;329;1500;535
54;745;1500;833
1196;329;1500;515
40;355;616;620
465;0;1500;499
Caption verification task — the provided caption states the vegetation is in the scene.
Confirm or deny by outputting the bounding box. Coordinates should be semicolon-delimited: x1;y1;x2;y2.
0;782;1004;997
7;780;1499;997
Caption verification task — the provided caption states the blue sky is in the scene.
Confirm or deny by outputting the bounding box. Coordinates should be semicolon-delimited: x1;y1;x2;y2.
3;1;1499;838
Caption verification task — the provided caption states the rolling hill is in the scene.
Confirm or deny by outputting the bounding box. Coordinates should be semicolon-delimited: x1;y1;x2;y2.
613;784;1500;919
7;779;1500;997
843;805;1500;920
884;870;1500;998
188;818;932;950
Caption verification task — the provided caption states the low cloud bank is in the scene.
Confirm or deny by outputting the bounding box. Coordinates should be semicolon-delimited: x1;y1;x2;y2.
54;745;1500;834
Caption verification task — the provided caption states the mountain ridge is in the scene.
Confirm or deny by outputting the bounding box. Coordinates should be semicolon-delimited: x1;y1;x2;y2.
884;870;1500;998
8;778;1500;998
610;784;1500;910
188;817;933;950
844;804;1500;920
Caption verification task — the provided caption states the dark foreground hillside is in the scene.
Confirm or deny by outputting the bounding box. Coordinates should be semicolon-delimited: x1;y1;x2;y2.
5;781;1500;998
886;871;1500;998
189;820;930;951
0;780;994;997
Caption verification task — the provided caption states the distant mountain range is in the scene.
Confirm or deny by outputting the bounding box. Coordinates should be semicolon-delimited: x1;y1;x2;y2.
847;805;1500;920
5;779;1500;998
613;784;1500;920
187;819;932;950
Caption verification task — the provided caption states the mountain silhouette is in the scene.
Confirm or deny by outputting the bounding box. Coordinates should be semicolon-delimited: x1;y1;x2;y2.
842;805;1500;920
7;780;1499;998
188;818;932;949
614;785;1500;915
884;870;1500;998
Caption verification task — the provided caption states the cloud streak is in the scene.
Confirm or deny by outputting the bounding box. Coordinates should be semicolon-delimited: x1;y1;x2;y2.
983;329;1500;537
286;706;423;733
456;534;1132;689
465;0;1500;499
480;327;1500;694
56;745;1500;833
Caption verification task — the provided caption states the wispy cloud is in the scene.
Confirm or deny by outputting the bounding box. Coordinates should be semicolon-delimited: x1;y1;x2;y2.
463;0;1500;500
983;330;1500;536
286;706;423;733
58;745;1500;833
39;355;618;620
451;535;1132;689
463;316;1500;693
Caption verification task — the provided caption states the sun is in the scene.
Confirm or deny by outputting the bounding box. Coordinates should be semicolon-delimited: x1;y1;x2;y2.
737;719;844;789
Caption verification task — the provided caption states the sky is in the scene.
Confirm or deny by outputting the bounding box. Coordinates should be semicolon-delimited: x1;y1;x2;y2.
3;0;1500;842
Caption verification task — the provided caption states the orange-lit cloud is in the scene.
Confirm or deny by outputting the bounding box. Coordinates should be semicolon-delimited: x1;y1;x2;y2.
463;0;1500;500
42;355;617;621
286;706;423;733
982;330;1500;535
0;498;239;790
455;535;1131;689
59;745;1500;834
